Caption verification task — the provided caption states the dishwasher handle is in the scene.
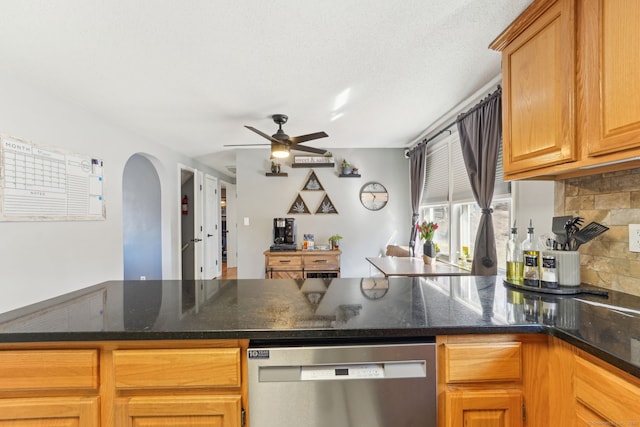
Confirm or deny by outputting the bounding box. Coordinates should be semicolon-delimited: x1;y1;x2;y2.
258;360;427;382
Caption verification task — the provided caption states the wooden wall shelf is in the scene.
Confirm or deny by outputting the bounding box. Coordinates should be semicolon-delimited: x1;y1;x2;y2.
265;172;288;177
339;173;361;178
291;163;334;168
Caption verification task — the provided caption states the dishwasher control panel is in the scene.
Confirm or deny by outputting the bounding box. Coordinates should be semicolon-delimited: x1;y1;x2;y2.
301;364;384;380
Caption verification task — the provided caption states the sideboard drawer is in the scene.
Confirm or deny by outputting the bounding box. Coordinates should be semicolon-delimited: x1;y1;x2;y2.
113;348;241;390
266;255;302;269
303;253;340;270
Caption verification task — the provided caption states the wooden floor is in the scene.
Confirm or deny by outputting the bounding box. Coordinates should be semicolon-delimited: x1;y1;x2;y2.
219;262;237;279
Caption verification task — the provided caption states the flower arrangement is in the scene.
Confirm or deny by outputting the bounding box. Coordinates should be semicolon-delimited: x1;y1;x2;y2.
417;221;438;241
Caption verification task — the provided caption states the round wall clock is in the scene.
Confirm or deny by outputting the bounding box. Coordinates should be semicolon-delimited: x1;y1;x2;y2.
360;182;388;211
360;277;390;300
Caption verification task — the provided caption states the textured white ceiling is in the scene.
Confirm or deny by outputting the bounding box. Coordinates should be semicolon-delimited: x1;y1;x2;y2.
0;0;531;176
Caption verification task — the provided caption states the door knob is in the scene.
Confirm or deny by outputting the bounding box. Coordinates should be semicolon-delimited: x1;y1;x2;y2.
207;234;214;237
191;238;203;242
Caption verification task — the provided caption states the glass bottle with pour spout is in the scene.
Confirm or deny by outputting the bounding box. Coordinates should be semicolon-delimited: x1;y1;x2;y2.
521;219;541;287
506;221;523;283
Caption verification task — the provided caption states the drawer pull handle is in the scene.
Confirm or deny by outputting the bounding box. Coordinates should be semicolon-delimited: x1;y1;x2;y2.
314;259;328;263
279;260;291;263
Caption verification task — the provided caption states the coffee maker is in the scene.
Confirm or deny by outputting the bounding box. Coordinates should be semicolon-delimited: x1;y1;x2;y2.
271;218;296;251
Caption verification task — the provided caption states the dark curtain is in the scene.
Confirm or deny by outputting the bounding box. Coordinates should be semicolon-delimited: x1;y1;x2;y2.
456;87;502;275
408;144;426;256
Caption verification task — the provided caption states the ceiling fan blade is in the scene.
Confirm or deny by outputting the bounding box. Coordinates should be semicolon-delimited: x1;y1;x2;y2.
291;144;327;155
245;125;283;144
289;131;328;144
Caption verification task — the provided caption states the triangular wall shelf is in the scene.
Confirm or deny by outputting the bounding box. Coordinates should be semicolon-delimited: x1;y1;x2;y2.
302;171;324;191
315;194;339;214
288;194;311;214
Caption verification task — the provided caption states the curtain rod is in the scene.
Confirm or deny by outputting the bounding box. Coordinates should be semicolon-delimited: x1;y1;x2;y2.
407;85;502;156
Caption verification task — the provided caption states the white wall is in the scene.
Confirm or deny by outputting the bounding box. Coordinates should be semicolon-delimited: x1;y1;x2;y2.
0;71;554;314
0;72;232;314
514;180;555;243
235;148;412;278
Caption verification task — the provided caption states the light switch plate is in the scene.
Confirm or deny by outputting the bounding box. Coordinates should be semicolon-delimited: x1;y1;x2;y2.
630;224;640;253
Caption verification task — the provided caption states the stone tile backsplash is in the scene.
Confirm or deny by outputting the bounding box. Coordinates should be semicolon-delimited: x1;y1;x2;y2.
555;168;640;296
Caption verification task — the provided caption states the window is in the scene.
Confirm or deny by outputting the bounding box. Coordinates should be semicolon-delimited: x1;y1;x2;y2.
420;131;512;271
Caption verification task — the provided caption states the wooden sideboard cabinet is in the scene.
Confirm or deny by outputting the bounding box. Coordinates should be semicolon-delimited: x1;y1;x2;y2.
437;334;549;427
264;250;341;279
491;0;640;180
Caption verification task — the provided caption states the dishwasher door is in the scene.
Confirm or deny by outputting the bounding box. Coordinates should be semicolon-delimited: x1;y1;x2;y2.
248;341;436;427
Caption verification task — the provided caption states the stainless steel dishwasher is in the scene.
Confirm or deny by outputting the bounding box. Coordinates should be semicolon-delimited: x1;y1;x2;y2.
247;340;437;427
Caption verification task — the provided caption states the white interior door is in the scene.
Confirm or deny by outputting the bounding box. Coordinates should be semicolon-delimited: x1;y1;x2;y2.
203;174;220;278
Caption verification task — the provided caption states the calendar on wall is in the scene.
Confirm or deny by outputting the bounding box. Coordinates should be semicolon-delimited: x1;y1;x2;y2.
0;134;105;221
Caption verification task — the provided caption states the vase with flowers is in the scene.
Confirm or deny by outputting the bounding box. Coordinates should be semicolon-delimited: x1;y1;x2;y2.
417;221;438;264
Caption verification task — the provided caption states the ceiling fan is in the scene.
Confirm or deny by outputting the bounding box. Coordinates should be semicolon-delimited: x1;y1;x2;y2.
225;114;328;158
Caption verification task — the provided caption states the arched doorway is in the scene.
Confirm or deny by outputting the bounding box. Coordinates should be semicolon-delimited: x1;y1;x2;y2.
122;153;162;280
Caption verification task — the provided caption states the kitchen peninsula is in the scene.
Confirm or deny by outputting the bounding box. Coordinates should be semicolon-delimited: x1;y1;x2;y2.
1;276;640;426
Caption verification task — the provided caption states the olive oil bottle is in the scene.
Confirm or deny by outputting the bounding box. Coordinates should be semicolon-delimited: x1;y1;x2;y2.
521;219;540;287
506;221;523;283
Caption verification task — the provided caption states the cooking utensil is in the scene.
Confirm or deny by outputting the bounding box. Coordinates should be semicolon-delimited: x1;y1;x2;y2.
572;222;609;249
564;216;584;250
552;216;573;247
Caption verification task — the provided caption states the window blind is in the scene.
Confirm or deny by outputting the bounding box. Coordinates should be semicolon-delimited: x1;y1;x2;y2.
421;131;509;206
422;139;450;204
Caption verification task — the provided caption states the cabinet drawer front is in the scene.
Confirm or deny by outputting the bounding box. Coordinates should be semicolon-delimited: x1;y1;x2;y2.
113;348;240;390
0;349;98;391
115;395;241;426
266;255;302;268
0;396;99;424
445;342;522;383
303;254;339;269
575;356;640;422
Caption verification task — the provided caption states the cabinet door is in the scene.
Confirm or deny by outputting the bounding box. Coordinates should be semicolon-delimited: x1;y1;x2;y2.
115;395;241;427
584;0;640;157
501;0;577;175
574;356;640;424
0;396;99;427
445;390;523;427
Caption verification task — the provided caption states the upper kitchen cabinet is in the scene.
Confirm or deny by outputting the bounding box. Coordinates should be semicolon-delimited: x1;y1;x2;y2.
582;0;640;158
491;0;577;178
491;0;640;180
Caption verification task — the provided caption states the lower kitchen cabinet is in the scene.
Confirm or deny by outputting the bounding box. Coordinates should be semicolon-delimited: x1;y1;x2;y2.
437;334;549;427
548;336;640;426
445;390;522;427
0;348;100;426
574;356;640;425
0;396;100;426
0;340;248;427
115;395;241;427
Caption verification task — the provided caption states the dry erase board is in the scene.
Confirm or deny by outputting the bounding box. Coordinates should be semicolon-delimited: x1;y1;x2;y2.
0;134;105;221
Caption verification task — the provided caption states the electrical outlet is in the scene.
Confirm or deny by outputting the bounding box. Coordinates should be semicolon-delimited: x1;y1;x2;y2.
630;224;640;253
140;275;146;280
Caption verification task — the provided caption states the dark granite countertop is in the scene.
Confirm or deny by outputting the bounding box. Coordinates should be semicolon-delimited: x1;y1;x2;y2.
1;276;639;378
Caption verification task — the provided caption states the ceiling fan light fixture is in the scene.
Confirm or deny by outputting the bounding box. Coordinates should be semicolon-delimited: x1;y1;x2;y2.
271;141;290;158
